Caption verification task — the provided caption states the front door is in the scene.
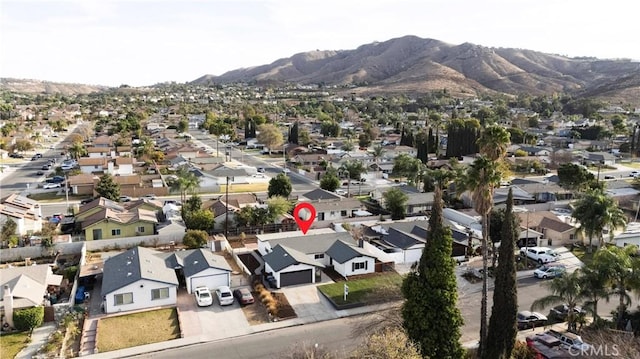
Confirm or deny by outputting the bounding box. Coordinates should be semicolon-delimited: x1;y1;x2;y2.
92;229;102;240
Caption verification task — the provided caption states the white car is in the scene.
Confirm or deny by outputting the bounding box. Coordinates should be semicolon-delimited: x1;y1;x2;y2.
215;286;234;306
194;287;213;307
43;183;62;189
335;189;347;196
520;246;559;264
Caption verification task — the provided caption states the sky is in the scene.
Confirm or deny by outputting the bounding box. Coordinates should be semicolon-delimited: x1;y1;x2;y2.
1;0;639;87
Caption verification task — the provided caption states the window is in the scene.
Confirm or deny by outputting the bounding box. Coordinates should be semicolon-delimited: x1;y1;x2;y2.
340;210;347;216
352;261;368;271
151;287;169;300
137;226;145;233
114;292;133;306
111;229;121;236
314;254;324;259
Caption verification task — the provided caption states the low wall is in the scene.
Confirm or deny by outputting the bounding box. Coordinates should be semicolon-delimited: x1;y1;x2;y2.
1;234;185;262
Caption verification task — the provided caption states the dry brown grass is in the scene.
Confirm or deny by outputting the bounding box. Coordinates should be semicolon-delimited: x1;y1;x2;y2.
96;308;180;353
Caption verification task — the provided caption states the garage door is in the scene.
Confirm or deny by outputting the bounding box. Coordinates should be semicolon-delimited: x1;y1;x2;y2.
189;274;229;293
280;269;312;287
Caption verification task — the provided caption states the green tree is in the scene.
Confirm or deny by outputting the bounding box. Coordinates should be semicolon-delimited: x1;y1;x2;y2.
531;270;588;332
557;163;596;192
177;118;188;133
485;189;519;359
578;261;610;322
393;154;422;183
68;141;87;160
319;167;340;192
268;173;292;198
1;218;17;242
358;133;372;148
572;188;627;252
266;196;292;219
13;139;34;153
340;160;367;181
592;245;640;329
95;174;120;201
182;229;208;249
298;128;311;146
383;187;408;220
169;167;200;202
401;188;464;358
288;121;299;144
13;306;44;332
320;120;341;137
257;124;284;154
183;209;214;232
183;194;202;214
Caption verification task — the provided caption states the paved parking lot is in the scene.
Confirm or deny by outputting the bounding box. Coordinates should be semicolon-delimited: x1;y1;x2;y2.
177;288;250;341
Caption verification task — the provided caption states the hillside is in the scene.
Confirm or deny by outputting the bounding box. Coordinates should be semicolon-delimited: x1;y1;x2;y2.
0;78;109;95
193;35;640;103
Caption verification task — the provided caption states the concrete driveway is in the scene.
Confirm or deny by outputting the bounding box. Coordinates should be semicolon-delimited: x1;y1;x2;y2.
177;289;250;341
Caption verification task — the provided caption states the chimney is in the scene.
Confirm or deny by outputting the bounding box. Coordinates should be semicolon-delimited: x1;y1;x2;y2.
3;285;14;329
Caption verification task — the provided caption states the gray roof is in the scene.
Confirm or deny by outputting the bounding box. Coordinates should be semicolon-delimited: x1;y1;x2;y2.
381;227;426;249
263;244;324;272
159;249;232;277
325;240;374;264
302;188;341;201
266;232;354;254
101;247;179;296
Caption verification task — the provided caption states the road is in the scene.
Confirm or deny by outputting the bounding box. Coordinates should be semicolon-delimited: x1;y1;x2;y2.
0;125;79;191
133;275;624;359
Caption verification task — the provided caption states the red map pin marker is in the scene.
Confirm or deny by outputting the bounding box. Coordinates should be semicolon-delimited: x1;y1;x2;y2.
293;202;316;234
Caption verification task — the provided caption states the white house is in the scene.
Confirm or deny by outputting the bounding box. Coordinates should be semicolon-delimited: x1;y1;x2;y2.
262;244;324;288
0;194;43;236
325;240;376;278
160;249;232;293
107;157;135;176
78;157;107;174
101;247;178;314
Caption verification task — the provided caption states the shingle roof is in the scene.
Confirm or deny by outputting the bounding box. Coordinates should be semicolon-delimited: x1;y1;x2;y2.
158;249;232;277
263;244;324;272
302;188;341;201
101;247;178;296
263;232;354;254
0;264;62;309
325;240;374;264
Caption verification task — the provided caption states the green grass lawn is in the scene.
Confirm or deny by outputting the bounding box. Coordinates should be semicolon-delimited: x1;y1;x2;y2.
318;272;403;306
97;308;180;353
0;331;30;359
566;245;595;265
26;192;86;202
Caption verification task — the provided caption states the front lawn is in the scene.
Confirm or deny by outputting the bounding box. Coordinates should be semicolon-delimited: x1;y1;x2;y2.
0;331;30;359
567;245;595;265
96;308;180;353
318;272;403;307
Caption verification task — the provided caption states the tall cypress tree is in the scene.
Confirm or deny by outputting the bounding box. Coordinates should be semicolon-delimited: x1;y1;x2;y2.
484;188;519;359
402;188;464;358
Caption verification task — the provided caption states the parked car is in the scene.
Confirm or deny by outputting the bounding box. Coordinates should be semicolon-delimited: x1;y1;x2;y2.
257;167;266;173
80;198;94;205
142;194;157;200
520;246;559;264
550;304;586;321
36;170;44;176
233;288;255;305
46;176;65;184
215;286;234;306
194;286;213;307
41;164;51;170
9;153;24;158
533;264;566;279
43;182;62;189
630;171;640;177
34;153;43;159
558;332;592;351
60;164;74;171
282;168;291;174
119;195;132;202
335;189;348;196
517;311;548;330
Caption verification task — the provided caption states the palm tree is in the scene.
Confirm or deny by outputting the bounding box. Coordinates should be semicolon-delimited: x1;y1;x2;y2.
572;188;627;252
371;144;385;182
467;125;510;358
170;167;200;202
578;262;610;322
531;270;588;332
31;132;43;144
592;245;640;329
68;141;87;160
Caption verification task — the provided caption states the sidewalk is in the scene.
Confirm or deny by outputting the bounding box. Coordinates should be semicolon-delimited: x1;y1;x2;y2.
15;323;57;359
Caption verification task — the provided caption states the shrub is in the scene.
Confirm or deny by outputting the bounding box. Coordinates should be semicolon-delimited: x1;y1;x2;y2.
14;306;44;332
260;291;272;303
182;230;208;249
267;302;278;316
64;266;78;281
253;282;264;292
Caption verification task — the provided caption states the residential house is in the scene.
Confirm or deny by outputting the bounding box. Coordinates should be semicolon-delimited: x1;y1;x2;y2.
0;194;43;236
160;249;232;293
79;157;107;174
101;247;178;314
375;186;434;215
81;208;158;240
257;230;377;286
113;175;143;197
87;147;113;158
1;264;64;328
612;222;640;247
582;152;616;166
299;189;365;222
107;157;135;176
518;211;577;246
94;135;114;148
325;240;376;278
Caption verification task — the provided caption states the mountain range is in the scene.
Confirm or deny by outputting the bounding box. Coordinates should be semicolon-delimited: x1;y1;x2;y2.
193;35;640;104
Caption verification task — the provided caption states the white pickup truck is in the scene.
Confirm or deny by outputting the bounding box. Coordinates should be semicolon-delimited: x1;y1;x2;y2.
520;246;559;264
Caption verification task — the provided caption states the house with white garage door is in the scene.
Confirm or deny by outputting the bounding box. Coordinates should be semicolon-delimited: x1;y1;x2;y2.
262;244;325;288
101;246;233;314
161;248;232;293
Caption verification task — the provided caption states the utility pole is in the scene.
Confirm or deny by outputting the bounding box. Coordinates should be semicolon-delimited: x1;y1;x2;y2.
65;174;70;214
224;176;231;239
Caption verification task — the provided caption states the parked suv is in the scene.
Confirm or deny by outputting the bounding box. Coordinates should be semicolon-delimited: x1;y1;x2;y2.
520;246;559;264
533;264;566;279
558;332;592;351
